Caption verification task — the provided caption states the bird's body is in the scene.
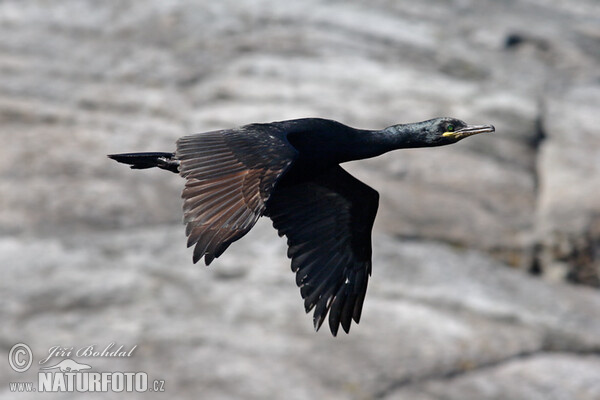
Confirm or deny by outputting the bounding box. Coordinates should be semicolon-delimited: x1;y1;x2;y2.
109;117;494;335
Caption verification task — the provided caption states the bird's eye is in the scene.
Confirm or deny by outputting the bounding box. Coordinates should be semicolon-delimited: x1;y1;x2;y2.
446;124;455;132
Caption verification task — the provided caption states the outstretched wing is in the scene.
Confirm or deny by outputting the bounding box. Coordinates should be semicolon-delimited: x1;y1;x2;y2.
266;165;379;335
176;124;297;265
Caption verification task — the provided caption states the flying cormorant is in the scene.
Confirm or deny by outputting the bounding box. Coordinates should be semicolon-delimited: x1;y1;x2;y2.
109;117;495;335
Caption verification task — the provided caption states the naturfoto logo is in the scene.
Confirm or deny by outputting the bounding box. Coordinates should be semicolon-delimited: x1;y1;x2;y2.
8;343;165;393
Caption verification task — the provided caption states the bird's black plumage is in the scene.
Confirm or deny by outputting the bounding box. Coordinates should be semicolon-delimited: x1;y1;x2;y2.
108;117;494;335
267;165;378;334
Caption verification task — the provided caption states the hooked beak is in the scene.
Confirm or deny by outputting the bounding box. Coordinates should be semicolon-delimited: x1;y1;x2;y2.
442;124;495;140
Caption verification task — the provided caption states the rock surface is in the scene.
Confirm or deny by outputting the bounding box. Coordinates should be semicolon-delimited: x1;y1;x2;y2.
387;354;600;400
0;0;599;399
1;225;600;400
536;86;600;286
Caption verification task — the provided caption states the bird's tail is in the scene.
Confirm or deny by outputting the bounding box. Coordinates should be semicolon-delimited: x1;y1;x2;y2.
108;152;179;173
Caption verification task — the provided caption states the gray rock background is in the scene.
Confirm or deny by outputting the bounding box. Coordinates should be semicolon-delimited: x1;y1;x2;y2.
0;0;599;399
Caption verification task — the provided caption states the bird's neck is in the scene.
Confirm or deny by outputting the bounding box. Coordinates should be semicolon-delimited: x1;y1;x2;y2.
378;124;432;149
343;124;428;162
283;119;430;165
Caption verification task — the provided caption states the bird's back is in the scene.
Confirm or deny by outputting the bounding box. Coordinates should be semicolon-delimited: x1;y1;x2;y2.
267;118;371;174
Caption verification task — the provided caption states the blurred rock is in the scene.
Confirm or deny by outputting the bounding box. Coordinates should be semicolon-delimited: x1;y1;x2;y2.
1;226;600;399
387;354;600;400
536;86;600;286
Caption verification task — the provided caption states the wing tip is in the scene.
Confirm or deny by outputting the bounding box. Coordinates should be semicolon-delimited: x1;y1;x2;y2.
308;280;368;336
190;253;215;266
313;313;329;335
192;253;202;264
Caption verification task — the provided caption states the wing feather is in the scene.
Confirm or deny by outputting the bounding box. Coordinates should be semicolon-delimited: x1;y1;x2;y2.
176;126;297;265
266;165;379;335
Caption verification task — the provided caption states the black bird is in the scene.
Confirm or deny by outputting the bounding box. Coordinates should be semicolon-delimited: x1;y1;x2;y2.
108;117;494;335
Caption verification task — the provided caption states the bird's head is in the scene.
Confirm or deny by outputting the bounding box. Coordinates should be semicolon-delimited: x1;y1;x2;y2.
385;117;495;148
417;117;495;146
